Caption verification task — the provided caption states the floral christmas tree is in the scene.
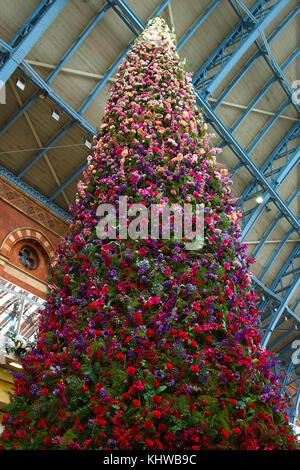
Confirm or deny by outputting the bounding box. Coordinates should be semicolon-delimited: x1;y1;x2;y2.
0;18;298;450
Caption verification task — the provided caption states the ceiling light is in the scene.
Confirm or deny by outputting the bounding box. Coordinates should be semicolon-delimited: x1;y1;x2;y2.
9;361;23;369
84;137;92;149
51;109;60;121
16;78;25;91
256;196;264;204
39;90;48;100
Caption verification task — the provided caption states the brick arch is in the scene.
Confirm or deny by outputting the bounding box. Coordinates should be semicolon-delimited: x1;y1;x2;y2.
0;227;55;261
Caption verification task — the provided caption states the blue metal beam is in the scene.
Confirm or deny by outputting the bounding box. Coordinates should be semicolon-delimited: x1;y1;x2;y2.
240;121;299;203
0;51;98;136
247;101;290;153
268;326;298;351
233;0;299;116
0;3;109;137
49;160;86;200
272;245;300;295
18;121;75;177
262;277;299;347
241;146;299;240
259;227;298;282
0;0;69;84
213;6;300;110
218;48;299;149
106;0;144;35
253;189;300;258
192;0;288;97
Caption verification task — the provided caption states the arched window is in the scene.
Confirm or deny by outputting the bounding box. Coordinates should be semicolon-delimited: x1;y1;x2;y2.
18;245;39;271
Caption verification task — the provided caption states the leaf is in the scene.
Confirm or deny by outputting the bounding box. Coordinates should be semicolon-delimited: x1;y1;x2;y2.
156;385;167;393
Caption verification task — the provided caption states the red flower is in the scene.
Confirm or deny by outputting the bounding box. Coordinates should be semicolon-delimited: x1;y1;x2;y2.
221;429;229;439
144;421;154;429
191;365;200;374
1;414;9;425
152;395;163;404
81;385;88;392
38;419;47;429
132;399;140;408
153;380;160;389
152;410;161;419
43;437;52;447
232;427;241;435
158;423;166;432
166;362;173;371
116;352;125;361
189;404;197;413
127;367;136;376
41;388;49;395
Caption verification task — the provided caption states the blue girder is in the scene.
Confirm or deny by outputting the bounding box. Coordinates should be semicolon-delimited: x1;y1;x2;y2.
192;0;288;97
0;0;69;84
230;0;299;116
228;47;298;142
106;0;144;35
213;5;300;110
240;122;300;239
0;3;109;138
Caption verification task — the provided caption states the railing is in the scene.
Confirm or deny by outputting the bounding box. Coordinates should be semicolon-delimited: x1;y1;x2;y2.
0;277;45;348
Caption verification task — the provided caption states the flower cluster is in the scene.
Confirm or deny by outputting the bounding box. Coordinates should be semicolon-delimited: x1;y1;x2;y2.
0;17;298;450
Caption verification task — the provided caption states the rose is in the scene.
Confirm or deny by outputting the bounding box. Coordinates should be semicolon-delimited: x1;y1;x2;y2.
132;399;140;408
152;410;161;419
127;367;136;376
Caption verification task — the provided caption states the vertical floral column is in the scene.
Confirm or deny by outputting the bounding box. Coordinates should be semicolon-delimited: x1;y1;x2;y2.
0;18;298;450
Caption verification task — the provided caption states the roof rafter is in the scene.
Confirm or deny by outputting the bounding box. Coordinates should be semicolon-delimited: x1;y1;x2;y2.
0;0;69;84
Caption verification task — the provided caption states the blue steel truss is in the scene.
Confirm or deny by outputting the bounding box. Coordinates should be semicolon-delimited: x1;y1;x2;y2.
0;0;69;84
0;3;109;139
192;0;289;97
229;0;299;115
213;5;300;110
239;121;300;239
0;0;299;418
